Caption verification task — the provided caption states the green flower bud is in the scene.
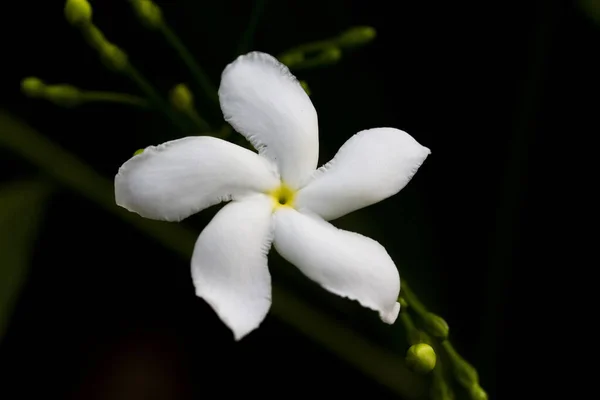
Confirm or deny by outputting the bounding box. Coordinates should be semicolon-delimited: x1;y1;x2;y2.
169;83;194;111
21;77;46;98
468;385;488;400
100;43;129;71
131;0;163;28
44;84;82;107
299;81;311;96
64;0;93;27
406;343;436;374
133;149;145;156
336;26;376;48
423;312;449;339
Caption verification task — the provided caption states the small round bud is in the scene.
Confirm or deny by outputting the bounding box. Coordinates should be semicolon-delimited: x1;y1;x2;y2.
336;26;376;48
406;343;436;374
64;0;93;27
44;84;82;107
169;83;194;111
100;43;129;71
468;385;488;400
423;312;449;339
279;52;304;67
21;77;46;98
299;81;311;96
131;0;163;28
133;149;145;156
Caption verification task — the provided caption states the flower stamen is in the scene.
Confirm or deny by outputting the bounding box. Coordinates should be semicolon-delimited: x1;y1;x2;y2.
268;184;296;210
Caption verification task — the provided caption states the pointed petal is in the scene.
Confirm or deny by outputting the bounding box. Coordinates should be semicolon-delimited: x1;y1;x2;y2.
218;52;319;188
295;128;430;221
192;194;274;340
273;208;400;323
115;136;279;222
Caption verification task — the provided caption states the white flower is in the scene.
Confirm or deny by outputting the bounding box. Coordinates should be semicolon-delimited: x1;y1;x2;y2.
115;52;430;340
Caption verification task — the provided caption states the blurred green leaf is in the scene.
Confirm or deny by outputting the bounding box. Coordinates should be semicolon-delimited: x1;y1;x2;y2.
579;0;600;25
0;110;426;398
0;179;51;340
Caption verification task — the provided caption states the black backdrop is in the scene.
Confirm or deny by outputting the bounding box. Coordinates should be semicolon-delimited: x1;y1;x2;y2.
1;0;593;399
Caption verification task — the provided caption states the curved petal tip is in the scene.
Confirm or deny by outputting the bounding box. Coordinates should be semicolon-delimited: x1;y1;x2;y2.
380;301;401;324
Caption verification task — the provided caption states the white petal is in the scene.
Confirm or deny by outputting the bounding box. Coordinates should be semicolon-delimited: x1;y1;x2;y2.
295;128;430;221
115;136;279;222
191;194;274;340
273;208;400;324
218;52;319;189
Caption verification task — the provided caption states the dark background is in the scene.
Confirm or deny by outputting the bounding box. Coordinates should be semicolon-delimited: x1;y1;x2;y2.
1;0;594;398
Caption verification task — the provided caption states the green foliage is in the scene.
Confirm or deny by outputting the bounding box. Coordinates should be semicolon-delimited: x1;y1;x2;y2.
6;1;457;397
579;0;600;25
0;179;51;340
278;26;376;70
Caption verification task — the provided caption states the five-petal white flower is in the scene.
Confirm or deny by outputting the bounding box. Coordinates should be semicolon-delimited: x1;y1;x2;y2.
115;52;430;340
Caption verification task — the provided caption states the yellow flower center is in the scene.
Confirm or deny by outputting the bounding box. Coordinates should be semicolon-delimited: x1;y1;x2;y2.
268;184;296;210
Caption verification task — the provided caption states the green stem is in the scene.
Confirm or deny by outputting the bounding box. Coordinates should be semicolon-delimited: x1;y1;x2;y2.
0;111;192;255
442;340;460;361
0;110;425;400
78;24;188;130
235;0;267;56
399;305;421;345
216;124;233;140
160;24;219;105
280;39;333;57
430;355;455;400
185;107;211;133
400;280;429;316
81;91;149;107
125;65;189;131
288;53;339;70
442;339;486;399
